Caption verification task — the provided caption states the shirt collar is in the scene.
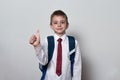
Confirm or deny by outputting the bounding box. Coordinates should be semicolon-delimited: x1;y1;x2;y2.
54;33;67;42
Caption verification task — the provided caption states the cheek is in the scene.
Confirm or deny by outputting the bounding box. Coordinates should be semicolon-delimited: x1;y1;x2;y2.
51;25;56;30
64;25;68;29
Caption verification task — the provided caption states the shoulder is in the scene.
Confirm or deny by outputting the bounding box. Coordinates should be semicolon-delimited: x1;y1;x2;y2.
67;35;75;41
67;35;75;38
46;35;55;44
41;35;54;43
67;35;76;41
47;35;54;38
67;35;79;45
46;35;54;40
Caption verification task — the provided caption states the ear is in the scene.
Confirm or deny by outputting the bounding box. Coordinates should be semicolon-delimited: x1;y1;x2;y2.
66;23;69;29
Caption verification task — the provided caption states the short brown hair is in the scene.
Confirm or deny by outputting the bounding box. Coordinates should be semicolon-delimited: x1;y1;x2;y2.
50;10;69;25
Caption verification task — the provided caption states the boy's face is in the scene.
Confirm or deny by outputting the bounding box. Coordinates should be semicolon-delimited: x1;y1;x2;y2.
50;15;68;36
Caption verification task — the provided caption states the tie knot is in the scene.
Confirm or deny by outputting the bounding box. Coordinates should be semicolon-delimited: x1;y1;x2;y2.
57;38;62;42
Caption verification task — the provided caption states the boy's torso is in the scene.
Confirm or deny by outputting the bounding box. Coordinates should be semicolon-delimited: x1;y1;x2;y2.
43;34;74;80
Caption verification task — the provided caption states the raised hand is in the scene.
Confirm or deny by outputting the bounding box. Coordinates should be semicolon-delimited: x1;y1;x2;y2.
29;30;40;47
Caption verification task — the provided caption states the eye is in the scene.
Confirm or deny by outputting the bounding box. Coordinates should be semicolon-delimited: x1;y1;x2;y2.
61;21;65;24
53;21;57;24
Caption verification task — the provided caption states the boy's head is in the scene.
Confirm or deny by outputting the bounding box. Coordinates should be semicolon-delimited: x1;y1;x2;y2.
50;10;69;25
50;10;69;36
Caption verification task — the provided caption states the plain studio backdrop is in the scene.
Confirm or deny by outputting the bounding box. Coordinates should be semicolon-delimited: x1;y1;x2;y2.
0;0;120;80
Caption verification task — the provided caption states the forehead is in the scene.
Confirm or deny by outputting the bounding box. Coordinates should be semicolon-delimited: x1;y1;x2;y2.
52;15;66;20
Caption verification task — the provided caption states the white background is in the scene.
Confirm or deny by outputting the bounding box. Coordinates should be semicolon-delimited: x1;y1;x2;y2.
0;0;120;80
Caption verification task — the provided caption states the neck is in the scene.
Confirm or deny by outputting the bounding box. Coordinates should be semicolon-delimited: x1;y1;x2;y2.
56;32;65;37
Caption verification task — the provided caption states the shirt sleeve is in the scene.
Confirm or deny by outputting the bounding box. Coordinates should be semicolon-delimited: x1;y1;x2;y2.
34;38;48;65
72;40;82;80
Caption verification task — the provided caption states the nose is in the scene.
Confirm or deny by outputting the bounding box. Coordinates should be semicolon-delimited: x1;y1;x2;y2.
58;23;61;27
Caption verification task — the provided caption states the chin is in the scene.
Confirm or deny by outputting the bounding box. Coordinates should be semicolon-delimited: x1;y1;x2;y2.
55;30;65;34
56;32;65;35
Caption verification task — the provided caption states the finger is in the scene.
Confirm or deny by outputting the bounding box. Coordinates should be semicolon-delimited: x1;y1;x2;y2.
29;35;36;44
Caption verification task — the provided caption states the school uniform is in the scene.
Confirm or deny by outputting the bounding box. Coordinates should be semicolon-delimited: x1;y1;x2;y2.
35;33;82;80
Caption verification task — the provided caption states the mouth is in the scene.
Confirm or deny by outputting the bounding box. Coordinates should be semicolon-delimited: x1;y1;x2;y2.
56;28;63;30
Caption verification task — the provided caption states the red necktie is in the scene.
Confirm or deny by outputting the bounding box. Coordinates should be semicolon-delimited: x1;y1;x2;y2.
56;38;62;76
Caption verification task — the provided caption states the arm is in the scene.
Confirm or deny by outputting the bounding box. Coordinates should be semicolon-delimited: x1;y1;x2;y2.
72;40;82;80
34;39;48;65
29;30;48;65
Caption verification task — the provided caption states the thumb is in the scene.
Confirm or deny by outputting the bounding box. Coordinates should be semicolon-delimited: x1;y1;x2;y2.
35;29;40;41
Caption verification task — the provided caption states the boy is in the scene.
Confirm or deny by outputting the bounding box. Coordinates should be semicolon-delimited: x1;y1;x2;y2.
29;10;82;80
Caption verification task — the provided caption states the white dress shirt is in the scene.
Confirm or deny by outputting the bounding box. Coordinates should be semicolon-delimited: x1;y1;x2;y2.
35;34;82;80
